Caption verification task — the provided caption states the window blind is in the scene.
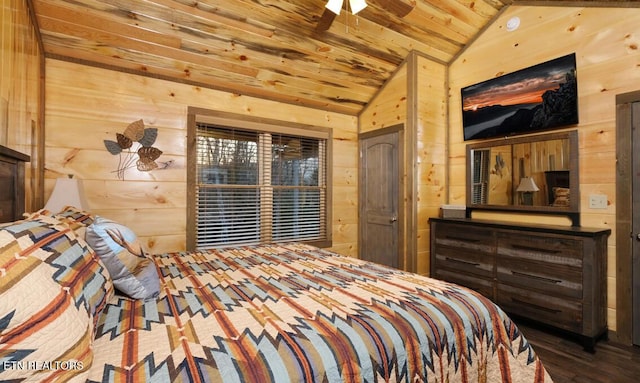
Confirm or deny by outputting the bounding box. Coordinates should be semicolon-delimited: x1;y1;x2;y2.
195;124;326;248
472;149;489;204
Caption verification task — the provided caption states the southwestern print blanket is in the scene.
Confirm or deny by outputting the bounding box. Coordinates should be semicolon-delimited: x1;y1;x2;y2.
86;243;552;382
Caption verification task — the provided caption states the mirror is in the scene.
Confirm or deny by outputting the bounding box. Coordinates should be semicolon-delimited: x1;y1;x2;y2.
466;130;579;224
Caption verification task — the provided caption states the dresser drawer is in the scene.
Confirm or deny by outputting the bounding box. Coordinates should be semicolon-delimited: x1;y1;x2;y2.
434;245;493;277
433;246;494;298
497;232;582;268
433;223;495;253
497;258;582;299
497;283;582;333
433;268;494;298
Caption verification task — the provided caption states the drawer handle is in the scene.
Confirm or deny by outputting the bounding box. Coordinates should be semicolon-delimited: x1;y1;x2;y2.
445;257;480;267
511;298;562;314
511;271;561;284
445;235;480;243
509;243;561;254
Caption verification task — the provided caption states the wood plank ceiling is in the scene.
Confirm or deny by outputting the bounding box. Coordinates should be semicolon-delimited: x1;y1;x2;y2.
28;0;623;115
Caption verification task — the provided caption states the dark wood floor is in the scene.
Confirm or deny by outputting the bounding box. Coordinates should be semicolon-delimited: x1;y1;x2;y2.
517;322;640;383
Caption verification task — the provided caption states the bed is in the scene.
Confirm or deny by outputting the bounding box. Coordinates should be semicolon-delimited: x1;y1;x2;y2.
0;207;553;382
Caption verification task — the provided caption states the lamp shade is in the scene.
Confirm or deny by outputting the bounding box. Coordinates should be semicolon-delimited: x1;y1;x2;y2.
44;177;89;213
516;177;540;192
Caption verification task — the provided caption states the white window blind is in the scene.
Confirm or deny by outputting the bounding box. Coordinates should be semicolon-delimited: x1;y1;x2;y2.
472;149;489;204
195;124;327;248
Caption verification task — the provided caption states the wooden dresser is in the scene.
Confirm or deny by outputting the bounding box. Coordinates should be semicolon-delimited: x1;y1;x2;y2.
0;145;30;223
429;217;610;351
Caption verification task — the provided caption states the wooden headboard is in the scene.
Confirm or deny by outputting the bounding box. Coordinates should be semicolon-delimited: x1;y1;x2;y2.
0;145;30;223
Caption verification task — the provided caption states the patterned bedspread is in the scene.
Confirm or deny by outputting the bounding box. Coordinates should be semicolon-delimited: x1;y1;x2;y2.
86;243;552;382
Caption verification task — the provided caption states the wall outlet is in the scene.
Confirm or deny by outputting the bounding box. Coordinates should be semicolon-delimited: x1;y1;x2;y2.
589;194;608;209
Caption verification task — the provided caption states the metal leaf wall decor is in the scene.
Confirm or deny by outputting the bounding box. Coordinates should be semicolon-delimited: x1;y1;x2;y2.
104;119;163;180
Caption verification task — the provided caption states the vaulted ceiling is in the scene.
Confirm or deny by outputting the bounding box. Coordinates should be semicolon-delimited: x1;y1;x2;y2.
29;0;626;115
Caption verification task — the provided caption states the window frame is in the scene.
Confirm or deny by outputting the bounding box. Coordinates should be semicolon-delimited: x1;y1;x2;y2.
471;148;489;205
187;107;333;251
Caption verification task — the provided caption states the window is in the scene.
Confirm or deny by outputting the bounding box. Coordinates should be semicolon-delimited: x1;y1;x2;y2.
188;111;331;250
472;149;489;204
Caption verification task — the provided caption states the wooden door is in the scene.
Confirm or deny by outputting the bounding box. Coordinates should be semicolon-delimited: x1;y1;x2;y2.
359;128;400;268
632;101;640;346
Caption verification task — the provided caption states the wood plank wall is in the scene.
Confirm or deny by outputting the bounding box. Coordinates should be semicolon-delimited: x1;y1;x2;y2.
359;53;447;275
360;65;408;134
414;54;447;275
449;6;640;333
44;59;358;257
1;0;43;211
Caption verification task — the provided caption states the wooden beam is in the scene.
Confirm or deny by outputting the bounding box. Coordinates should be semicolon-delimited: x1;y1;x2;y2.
316;8;337;32
371;0;416;17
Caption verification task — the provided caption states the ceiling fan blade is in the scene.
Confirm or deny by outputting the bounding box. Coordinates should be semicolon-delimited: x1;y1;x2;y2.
316;8;338;31
326;0;344;15
372;0;414;18
316;0;412;32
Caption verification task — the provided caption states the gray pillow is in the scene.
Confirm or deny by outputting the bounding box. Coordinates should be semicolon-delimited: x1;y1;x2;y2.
85;216;160;300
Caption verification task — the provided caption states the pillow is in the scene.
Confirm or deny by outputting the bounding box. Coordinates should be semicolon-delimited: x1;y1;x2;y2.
0;217;113;381
5;216;114;319
85;217;160;300
23;206;96;238
21;208;56;224
552;187;570;207
53;205;96;227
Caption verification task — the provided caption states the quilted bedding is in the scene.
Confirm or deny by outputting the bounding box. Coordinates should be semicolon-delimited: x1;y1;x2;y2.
1;212;552;382
86;243;552;383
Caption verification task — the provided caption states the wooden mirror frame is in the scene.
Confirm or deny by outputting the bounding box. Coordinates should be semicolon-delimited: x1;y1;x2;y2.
466;130;580;226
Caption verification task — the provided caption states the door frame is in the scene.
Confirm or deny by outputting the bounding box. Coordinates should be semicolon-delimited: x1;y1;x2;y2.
358;124;407;270
615;90;640;345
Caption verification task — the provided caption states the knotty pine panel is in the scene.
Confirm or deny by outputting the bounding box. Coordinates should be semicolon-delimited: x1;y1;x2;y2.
45;115;188;156
81;180;187;210
360;64;408;133
579;122;615;151
332;139;358;169
579;149;616;185
44;147;184;182
45;59;358;255
417;164;447;188
415;53;447;275
332;167;357;188
328;243;357;259
90;208;185;238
